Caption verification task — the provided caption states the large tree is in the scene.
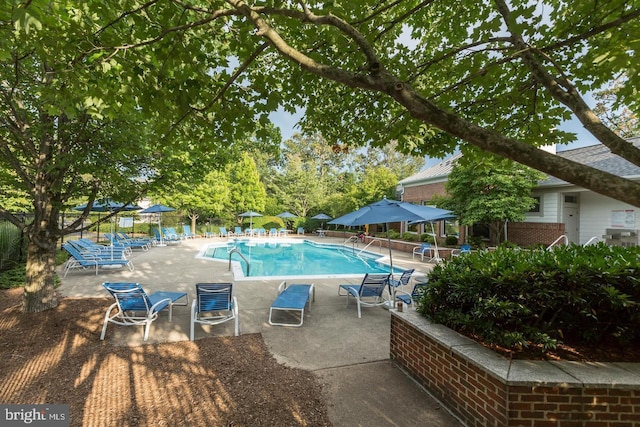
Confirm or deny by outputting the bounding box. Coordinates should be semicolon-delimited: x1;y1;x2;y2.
110;0;639;206
0;2;277;311
435;158;545;245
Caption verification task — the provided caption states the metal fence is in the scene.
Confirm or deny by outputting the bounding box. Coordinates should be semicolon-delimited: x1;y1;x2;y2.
0;212;185;271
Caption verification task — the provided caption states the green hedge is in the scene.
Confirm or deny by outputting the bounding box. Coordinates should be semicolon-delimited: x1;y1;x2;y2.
418;243;640;352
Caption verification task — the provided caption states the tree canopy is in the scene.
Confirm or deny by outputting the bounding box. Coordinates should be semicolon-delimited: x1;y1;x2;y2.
434;158;545;244
111;0;638;206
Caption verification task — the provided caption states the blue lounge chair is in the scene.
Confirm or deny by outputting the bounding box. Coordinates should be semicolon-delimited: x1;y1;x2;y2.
412;243;434;261
297;227;305;235
338;273;391;318
66;239;130;258
234;226;245;237
190;283;239;340
388;269;415;302
218;227;230;238
395;280;430;306
62;243;134;277
158;227;181;245
105;232;149;251
182;225;199;239
164;227;185;240
118;231;156;247
269;282;315;327
451;244;472;257
101;282;188;341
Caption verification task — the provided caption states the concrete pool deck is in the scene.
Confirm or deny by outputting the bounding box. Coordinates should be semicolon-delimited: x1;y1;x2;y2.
57;234;464;427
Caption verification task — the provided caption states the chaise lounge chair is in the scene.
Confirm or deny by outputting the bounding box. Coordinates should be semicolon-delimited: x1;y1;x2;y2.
388;269;415;303
269;281;315;327
395;280;430;306
118;231;156;247
218;227;229;238
451;244;472;257
412;243;435;261
101;282;188;341
105;232;150;251
62;243;134;277
182;225;199;239
338;273;391;318
66;238;130;259
190;283;239;340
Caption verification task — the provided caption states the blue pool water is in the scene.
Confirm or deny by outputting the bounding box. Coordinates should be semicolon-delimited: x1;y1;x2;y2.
199;239;403;279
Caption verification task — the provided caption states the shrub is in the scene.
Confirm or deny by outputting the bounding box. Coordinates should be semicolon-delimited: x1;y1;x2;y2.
0;221;26;272
402;232;419;242
417;243;640;353
467;235;486;249
386;230;401;239
445;235;458;246
420;233;434;243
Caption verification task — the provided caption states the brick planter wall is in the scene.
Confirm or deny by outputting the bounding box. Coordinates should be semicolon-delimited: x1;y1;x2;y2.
507;222;565;247
390;310;640;427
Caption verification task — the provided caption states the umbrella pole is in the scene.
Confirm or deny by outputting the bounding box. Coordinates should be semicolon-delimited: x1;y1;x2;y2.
386;222;396;309
157;216;166;246
431;222;440;262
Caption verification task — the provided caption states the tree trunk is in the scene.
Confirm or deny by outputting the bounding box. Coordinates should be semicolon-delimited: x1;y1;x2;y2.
22;239;58;313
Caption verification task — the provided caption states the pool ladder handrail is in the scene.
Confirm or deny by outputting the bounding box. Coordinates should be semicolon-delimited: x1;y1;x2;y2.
343;236;359;245
228;248;250;276
358;238;383;255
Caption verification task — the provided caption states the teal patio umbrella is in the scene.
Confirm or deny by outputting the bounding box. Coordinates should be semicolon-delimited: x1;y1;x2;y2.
276;211;297;229
140;204;175;246
238;211;263;229
311;213;332;229
73;199;141;257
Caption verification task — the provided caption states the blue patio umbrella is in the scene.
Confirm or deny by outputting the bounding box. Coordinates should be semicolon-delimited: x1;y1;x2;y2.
328;198;455;290
276;211;297;219
311;213;332;229
238;210;263;229
73;199;142;252
276;211;297;230
140;204;175;246
74;200;141;213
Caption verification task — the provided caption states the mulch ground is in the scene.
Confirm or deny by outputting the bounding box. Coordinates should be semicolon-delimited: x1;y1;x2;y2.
0;289;331;427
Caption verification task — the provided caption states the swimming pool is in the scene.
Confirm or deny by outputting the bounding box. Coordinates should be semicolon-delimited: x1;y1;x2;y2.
198;239;403;280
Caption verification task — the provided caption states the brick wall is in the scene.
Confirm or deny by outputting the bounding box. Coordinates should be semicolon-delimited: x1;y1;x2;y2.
390;313;640;427
507;222;565;247
403;182;447;203
391;316;508;426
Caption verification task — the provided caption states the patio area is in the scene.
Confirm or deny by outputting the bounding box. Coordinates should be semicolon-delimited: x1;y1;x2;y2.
56;234;463;426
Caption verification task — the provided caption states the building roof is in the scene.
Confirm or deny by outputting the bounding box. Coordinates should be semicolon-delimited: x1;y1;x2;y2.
540;136;640;187
399;153;461;185
399;137;640;188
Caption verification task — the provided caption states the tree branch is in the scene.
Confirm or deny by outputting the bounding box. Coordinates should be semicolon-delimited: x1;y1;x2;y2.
226;0;640;207
493;0;640;168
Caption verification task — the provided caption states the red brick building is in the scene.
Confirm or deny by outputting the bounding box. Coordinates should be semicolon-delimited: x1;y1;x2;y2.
398;139;640;248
